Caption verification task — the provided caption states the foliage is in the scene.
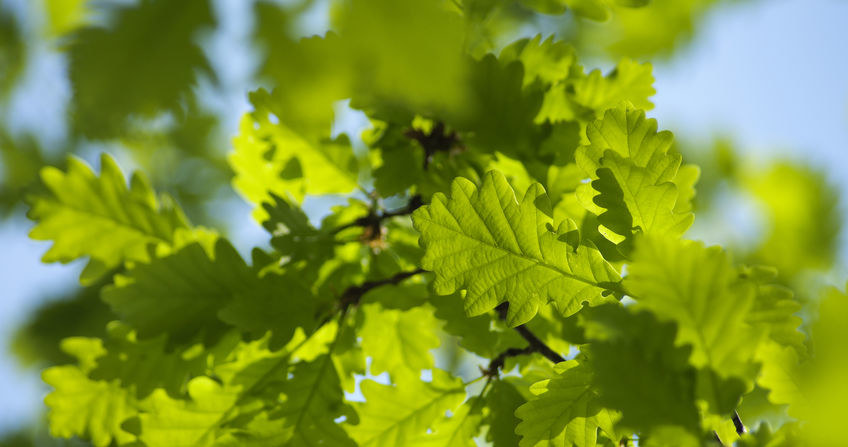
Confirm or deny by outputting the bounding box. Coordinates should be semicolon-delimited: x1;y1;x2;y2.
0;0;843;446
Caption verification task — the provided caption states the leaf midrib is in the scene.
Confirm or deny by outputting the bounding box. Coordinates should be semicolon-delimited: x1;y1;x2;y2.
362;386;465;446
47;197;177;245
422;217;605;289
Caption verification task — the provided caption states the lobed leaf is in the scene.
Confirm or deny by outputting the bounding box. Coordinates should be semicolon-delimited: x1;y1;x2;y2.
346;369;466;447
412;170;620;326
27;153;190;284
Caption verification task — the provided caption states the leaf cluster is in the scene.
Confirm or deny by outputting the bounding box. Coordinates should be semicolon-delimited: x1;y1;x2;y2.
6;0;839;446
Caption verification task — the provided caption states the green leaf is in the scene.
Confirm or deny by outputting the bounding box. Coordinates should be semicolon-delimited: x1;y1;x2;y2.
217;275;316;350
755;341;804;415
485;381;525;446
83;322;206;398
736;422;803;447
623;235;760;379
132;334;339;447
367;121;425;197
583;305;700;437
42;337;141;447
43;365;138;447
409;398;483;447
500;35;576;87
514;360;609;447
359;303;441;377
43;0;90;37
338;0;468;119
273;355;358;446
230;97;359;218
0;12;25;97
347;369;466;447
27;153;190;284
103;239;315;347
576;104;694;246
745;162;841;275
565;0;611;20
102;240;248;344
136;376;241;447
68;0;214;137
742;266;804;349
455;56;545;159
412;170;620;327
431;292;524;359
573;59;655;112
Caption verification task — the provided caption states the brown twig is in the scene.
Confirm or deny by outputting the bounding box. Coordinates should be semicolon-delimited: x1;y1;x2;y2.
331;195;423;235
494;302;566;364
404;121;463;170
338;268;427;311
484;346;534;377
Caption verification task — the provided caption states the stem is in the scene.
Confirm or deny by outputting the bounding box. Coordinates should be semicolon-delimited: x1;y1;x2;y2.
405;121;463;170
339;268;427;311
732;411;745;435
514;325;566;363
494;302;566;364
331;195;423;234
484;346;534;376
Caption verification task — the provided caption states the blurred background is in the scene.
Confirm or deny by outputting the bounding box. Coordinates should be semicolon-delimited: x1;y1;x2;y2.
0;0;845;443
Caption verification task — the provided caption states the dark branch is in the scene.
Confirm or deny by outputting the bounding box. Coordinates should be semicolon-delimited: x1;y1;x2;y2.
514;325;566;363
404;121;463;170
339;268;427;311
484;346;534;376
332;195;423;235
732;411;746;435
495;302;566;364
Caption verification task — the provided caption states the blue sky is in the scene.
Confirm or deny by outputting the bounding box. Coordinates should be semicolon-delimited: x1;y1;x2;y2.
1;0;847;435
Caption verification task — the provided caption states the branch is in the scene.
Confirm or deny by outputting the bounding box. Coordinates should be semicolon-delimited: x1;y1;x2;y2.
404;121;463;170
732;411;746;435
495;302;566;364
331;195;423;235
339;268;427;311
484;346;534;377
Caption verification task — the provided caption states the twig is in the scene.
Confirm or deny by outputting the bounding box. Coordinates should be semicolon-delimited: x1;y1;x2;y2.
494;302;566;364
484;346;534;376
404;121;463;170
331;195;423;235
339;268;427;311
732;411;746;435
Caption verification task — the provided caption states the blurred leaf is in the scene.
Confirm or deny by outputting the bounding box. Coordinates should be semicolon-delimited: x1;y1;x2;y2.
43;344;138;447
576;0;726;58
67;0;215;138
500;35;576;87
254;2;347;137
0;11;25;97
338;0;468;120
572;59;655;112
624;236;760;380
486;380;526;447
103;239;316;348
230;91;359;219
11;281;113;367
454;55;545;159
583;305;701;439
43;0;90;38
0;132;49;215
745;162;841;276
